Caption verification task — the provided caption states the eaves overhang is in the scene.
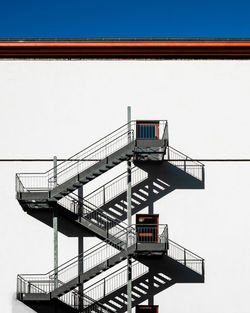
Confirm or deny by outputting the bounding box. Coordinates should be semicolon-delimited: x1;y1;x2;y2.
1;38;250;59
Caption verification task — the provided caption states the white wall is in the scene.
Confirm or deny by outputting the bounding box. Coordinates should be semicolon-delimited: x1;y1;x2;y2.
0;60;249;313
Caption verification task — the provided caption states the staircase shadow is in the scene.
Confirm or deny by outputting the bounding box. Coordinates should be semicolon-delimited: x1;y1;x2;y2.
101;254;203;313
102;271;175;313
16;298;76;313
99;161;204;223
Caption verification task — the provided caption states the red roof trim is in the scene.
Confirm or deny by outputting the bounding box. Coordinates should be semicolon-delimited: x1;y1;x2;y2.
1;41;250;58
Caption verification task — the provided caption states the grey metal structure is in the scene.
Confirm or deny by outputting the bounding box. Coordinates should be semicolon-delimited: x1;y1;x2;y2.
16;119;205;312
127;107;132;313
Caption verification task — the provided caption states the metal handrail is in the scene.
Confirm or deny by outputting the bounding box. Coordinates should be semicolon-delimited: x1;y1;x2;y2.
84;238;204;302
167;145;204;166
16;130;134;191
166;146;204;181
63;193;128;229
16;120;168;192
17;230;204;305
49;129;134;182
168;239;204;260
17;224;168;286
17;275;111;312
18;228;135;278
49;121;135;173
84;166;147;209
84;260;146;303
83;166;136;199
69;291;112;313
59;193;129;240
84;144;203;211
51;119;166;178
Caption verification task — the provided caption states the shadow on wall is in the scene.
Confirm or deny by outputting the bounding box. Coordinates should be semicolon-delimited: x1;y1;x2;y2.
12;294;34;313
98;161;204;222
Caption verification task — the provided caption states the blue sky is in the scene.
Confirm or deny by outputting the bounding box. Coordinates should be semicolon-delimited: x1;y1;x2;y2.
0;0;250;38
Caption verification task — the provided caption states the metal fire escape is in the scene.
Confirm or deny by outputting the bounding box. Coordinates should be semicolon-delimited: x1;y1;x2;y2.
16;118;205;313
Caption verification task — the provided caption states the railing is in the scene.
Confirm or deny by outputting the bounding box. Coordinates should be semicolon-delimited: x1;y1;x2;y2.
17;233;203;310
136;224;168;244
16;224;168;296
16;173;49;192
48;224;167;285
16;130;134;192
49;231;131;286
168;239;204;275
15;120;168;193
17;275;50;294
166;146;204;181
84;240;203;304
17;228;136;294
84;166;147;208
84;261;148;303
58;193;129;239
60;291;111;313
17;275;110;313
48;129;134;189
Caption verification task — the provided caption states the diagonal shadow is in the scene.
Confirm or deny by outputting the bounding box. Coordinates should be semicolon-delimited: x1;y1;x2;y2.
97;161;204;223
100;271;175;313
85;253;204;313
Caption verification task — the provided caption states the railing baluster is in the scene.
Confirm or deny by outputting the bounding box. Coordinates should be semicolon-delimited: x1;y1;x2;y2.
103;185;105;206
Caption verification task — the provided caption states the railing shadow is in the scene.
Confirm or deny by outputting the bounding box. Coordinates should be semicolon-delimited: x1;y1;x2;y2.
12;294;34;313
100;271;174;313
97;161;204;223
96;254;204;313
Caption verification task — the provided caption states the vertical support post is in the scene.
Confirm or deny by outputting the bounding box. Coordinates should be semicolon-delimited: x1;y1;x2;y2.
148;176;154;305
103;277;106;297
148;179;154;215
103;185;105;206
53;156;58;289
78;186;84;311
127;106;132;313
127;107;132;228
184;249;187;266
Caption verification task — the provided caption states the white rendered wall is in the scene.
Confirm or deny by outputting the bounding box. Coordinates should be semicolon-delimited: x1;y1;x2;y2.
0;60;249;313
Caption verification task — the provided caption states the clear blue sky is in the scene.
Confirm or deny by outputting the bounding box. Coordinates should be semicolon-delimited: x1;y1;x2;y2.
1;0;250;38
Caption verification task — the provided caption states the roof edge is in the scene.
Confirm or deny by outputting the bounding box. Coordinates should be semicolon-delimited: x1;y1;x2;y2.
1;37;250;43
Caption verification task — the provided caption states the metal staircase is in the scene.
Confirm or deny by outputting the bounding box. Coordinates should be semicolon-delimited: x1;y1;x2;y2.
16;119;205;313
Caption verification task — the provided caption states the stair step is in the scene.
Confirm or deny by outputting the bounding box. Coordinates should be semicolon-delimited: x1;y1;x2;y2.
79;177;89;183
106;164;114;169
73;182;83;187
60;191;69;196
99;168;108;173
112;160;121;165
126;152;133;157
86;176;95;180
119;155;127;161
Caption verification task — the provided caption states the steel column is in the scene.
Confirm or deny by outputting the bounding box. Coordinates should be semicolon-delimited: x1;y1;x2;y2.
148;180;154;305
127;106;132;313
53;156;58;289
148;179;154;305
78;186;84;311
